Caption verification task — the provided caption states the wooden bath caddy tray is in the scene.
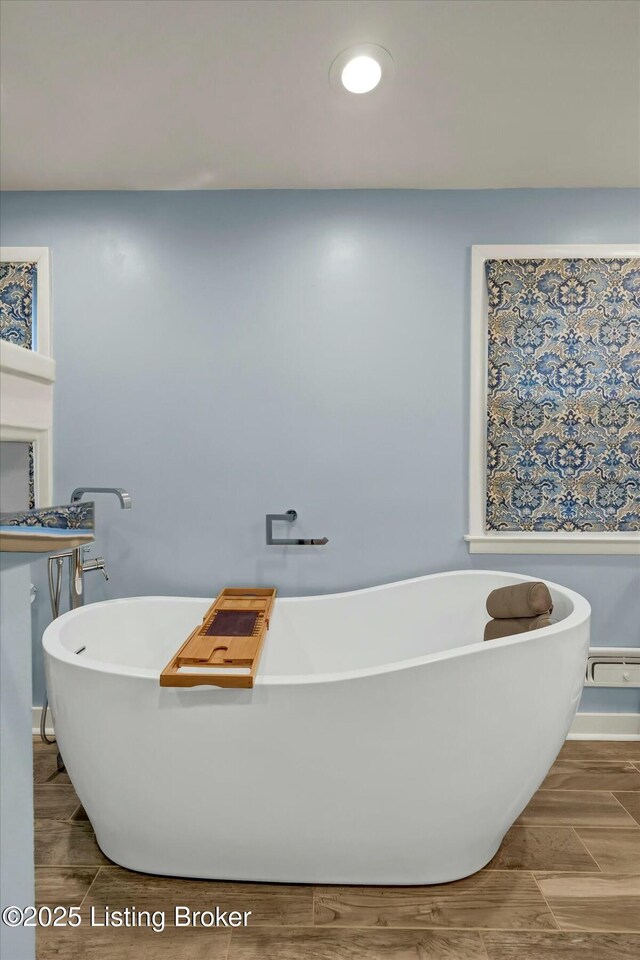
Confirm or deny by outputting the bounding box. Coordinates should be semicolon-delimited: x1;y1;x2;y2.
160;587;276;689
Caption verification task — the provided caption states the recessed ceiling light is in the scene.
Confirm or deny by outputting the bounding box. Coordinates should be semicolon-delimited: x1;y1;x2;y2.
341;56;382;94
329;44;394;95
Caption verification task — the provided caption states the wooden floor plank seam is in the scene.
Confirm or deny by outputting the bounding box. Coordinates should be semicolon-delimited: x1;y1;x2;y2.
555;759;640;764
568;827;604;872
537;788;640;794
610;792;640;817
223;927;232;960
78;866;102;910
476;930;493;960
574;826;640;874
524;869;561;932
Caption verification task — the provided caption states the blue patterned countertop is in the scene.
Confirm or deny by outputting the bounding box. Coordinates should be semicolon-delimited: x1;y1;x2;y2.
0;502;95;552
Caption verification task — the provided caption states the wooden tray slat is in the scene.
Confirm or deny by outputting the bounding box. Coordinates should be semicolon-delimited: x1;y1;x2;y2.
160;587;276;688
222;635;261;663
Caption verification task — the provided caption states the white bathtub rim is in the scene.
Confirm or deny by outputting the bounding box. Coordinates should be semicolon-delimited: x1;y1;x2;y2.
42;569;590;688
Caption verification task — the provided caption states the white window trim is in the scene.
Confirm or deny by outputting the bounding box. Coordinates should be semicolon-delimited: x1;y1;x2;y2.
0;425;52;508
1;247;54;506
466;244;640;556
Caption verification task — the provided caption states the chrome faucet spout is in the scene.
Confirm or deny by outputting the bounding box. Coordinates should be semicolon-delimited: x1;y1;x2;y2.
70;486;132;509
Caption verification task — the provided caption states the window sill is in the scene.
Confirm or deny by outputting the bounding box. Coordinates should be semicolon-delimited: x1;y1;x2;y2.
464;533;639;556
0;341;55;384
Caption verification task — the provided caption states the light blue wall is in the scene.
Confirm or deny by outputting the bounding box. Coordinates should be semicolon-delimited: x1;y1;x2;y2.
1;189;638;713
1;556;36;960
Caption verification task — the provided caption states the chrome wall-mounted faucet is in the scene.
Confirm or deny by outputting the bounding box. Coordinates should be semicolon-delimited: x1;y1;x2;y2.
71;487;132;510
266;509;328;546
68;487;132;608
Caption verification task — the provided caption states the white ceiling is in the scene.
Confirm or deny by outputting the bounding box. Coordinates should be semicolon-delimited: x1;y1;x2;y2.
1;0;639;190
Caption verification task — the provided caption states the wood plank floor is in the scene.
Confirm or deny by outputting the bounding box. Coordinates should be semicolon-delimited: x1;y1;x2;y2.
32;739;640;959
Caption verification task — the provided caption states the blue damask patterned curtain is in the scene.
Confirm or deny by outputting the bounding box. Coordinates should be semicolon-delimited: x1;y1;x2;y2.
485;258;639;532
0;261;37;348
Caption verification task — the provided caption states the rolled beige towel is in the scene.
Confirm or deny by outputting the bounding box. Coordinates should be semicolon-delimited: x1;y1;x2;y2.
486;581;553;619
484;614;553;642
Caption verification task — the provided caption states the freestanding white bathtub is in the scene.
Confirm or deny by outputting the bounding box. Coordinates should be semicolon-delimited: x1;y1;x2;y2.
43;570;590;885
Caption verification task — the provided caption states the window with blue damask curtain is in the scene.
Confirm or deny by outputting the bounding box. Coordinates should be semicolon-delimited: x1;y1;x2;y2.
0;261;37;348
485;258;640;532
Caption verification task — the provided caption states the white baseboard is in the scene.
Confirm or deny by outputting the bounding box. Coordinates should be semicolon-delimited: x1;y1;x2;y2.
32;706;54;737
567;712;640;740
32;706;639;741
